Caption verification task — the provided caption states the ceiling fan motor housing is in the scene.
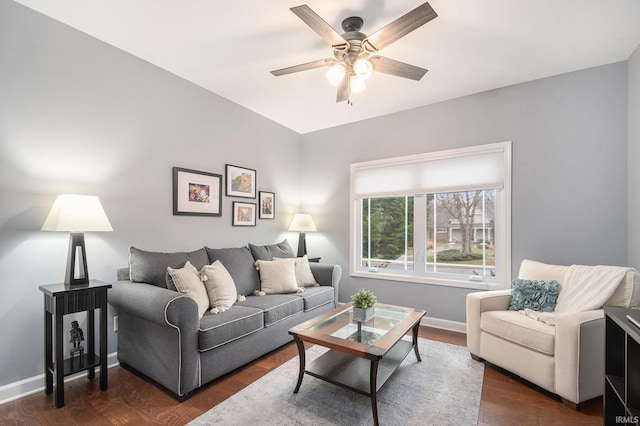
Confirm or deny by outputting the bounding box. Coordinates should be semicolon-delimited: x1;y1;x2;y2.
335;17;370;65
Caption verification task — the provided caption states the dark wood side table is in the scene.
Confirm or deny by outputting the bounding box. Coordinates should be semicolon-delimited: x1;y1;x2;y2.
39;280;112;408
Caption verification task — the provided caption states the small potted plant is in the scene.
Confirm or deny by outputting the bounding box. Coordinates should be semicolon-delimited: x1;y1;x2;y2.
351;288;377;323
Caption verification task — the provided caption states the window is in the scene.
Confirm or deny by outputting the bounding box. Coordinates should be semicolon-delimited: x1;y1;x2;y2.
350;142;511;289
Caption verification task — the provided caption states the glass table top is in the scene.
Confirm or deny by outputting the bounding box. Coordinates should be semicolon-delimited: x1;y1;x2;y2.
307;305;412;346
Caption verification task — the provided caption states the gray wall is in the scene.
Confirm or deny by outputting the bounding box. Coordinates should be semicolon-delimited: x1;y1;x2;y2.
300;62;629;323
0;1;302;388
629;45;640;269
0;0;637;395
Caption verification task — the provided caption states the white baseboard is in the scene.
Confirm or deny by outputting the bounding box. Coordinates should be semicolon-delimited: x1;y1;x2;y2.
421;316;467;333
0;352;119;406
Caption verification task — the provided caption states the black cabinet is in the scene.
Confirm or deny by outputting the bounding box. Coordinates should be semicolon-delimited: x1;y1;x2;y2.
604;307;640;426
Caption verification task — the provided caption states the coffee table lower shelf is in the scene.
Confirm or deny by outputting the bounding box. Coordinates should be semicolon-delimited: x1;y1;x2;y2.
305;339;413;396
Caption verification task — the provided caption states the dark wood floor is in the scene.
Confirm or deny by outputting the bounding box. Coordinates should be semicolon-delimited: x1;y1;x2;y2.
0;327;603;425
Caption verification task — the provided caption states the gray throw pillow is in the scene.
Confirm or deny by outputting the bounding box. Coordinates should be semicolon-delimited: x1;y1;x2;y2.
248;240;296;261
129;246;209;288
508;279;559;312
205;246;261;296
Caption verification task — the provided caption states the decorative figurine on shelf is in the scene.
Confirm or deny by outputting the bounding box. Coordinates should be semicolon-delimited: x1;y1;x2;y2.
69;320;85;365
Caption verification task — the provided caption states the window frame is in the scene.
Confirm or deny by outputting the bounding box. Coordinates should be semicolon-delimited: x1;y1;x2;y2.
350;142;511;290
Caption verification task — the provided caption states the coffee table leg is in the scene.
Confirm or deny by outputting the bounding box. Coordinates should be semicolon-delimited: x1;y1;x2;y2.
412;322;422;362
370;359;380;426
293;338;305;393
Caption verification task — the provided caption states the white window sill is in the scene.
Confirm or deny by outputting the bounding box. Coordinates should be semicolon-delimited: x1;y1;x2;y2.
350;270;509;291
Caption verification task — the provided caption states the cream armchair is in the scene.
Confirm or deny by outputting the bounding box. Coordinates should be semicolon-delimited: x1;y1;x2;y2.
466;259;640;408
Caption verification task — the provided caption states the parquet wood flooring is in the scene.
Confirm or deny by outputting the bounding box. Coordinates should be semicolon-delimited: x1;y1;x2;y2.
0;327;602;425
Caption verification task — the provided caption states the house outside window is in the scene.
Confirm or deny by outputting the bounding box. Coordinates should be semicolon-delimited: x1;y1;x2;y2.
350;142;511;290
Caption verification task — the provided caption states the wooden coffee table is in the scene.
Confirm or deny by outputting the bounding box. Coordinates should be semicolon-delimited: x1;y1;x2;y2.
288;302;426;426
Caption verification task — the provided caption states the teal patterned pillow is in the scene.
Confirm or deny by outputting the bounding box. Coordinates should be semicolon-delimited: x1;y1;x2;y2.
508;279;559;312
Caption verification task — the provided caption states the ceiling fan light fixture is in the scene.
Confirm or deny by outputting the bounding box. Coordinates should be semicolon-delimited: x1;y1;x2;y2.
350;75;366;93
326;63;346;86
353;58;373;80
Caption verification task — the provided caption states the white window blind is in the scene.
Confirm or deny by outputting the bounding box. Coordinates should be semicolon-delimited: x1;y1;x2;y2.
351;142;510;198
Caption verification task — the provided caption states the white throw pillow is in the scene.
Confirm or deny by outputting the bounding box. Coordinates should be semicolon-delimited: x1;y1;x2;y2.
167;261;209;318
274;255;318;287
201;261;238;314
256;258;298;294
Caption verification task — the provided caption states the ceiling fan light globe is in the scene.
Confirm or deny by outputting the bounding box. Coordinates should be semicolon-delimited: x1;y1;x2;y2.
326;64;346;87
353;58;373;80
350;75;366;93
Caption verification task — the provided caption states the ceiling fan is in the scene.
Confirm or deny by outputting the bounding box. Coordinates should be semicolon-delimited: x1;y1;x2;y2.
271;2;438;104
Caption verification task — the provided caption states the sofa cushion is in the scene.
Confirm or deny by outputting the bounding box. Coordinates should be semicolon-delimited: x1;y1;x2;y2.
201;260;237;314
238;294;304;326
205;246;260;296
256;258;299;294
129;246;209;288
508;279;559;312
198;305;264;352
167;261;209;318
295;286;334;311
249;240;296;261
481;310;556;356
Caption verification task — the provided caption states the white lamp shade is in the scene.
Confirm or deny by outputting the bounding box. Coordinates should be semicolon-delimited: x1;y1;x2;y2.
288;213;317;232
42;194;113;232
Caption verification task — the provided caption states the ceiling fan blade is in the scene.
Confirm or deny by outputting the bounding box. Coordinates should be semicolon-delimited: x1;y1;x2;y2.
336;76;349;102
370;56;428;81
271;59;332;76
363;2;437;52
291;5;349;50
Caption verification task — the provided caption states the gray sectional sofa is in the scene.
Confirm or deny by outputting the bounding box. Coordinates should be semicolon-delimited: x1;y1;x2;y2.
108;241;341;400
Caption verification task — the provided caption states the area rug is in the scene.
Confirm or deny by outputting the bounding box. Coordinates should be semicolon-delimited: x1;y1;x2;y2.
189;338;484;425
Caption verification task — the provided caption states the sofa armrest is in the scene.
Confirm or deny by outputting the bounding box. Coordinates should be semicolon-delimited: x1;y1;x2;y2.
310;263;342;307
466;289;512;356
109;280;199;328
108;279;200;397
555;309;604;404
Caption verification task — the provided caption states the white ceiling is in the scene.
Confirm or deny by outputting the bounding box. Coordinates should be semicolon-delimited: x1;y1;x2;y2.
14;0;640;134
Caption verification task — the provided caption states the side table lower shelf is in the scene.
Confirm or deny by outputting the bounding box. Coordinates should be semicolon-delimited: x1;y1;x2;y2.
48;354;101;378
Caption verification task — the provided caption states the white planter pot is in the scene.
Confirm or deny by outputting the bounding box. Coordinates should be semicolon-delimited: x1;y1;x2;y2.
352;307;375;323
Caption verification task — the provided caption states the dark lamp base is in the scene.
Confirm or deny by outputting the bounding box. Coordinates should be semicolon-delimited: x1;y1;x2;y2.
65;232;90;286
297;232;308;257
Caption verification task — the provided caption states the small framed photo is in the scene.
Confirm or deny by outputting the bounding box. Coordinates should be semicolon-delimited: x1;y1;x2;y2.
173;167;222;216
226;164;256;198
232;202;256;226
259;191;275;219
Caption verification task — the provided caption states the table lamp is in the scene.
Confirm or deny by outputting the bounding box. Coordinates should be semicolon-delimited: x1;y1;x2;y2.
288;213;317;257
41;194;113;286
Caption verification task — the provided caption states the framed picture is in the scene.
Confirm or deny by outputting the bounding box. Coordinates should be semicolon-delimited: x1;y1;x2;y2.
173;167;222;216
225;164;256;198
259;191;275;219
232;202;256;226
